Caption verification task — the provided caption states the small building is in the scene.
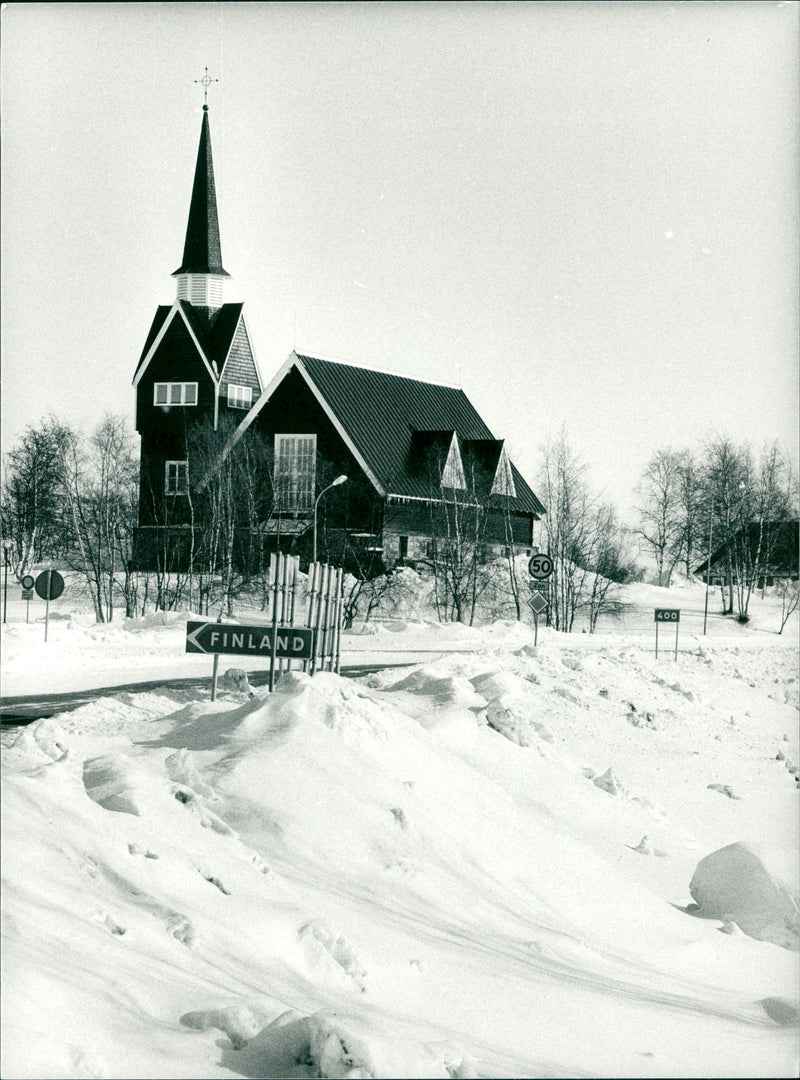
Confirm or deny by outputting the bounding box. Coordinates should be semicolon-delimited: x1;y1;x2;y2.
132;105;543;573
694;519;799;588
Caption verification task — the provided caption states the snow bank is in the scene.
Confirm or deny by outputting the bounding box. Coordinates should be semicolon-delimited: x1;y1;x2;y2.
689;842;800;950
2;601;799;1078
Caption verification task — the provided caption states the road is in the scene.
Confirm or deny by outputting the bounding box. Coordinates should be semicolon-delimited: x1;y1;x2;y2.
0;662;413;728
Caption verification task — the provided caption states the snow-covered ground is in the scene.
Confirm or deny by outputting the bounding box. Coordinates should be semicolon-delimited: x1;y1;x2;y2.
2;578;798;1078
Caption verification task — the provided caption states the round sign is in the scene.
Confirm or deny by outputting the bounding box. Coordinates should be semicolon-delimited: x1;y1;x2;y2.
528;553;554;580
21;574;35;590
34;570;65;600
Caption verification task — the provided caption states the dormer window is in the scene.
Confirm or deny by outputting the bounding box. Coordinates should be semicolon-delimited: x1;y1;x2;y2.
441;433;466;490
491;445;517;497
154;382;197;406
227;383;253;410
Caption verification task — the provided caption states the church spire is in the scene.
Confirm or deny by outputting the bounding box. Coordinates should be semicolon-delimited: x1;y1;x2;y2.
172;96;229;308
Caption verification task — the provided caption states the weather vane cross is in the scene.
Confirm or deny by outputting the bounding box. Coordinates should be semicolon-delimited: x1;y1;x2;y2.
194;67;219;107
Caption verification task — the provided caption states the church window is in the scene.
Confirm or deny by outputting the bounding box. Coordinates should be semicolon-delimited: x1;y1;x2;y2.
274;434;316;511
227;383;253;410
154;382;198;406
165;460;189;495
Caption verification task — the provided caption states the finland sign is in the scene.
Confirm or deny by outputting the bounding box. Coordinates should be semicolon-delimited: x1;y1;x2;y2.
185;621;314;659
528;554;553;580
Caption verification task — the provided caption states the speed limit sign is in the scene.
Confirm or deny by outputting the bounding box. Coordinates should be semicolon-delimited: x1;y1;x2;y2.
528;553;553;579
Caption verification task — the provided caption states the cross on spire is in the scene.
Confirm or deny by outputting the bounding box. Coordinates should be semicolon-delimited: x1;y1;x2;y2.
194;66;219;108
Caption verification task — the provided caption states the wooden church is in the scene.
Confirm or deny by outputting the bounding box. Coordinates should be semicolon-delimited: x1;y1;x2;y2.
132;104;544;575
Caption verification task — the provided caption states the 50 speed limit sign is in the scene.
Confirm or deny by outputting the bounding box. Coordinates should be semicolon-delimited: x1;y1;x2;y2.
528;553;553;580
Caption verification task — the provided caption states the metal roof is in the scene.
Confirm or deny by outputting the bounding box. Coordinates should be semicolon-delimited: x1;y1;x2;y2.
294;354;544;515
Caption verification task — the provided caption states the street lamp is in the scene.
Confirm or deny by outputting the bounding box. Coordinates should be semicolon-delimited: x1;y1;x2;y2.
313;475;347;564
2;539;12;625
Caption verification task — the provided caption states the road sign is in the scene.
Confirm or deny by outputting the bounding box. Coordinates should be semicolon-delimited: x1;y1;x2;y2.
21;574;35;590
527;592;549;616
528;553;553;580
35;570;64;600
21;588;33;600
185;621;314;660
654;609;680;659
654;608;680;622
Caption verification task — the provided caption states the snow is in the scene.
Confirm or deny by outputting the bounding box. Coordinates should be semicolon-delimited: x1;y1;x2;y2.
2;579;799;1078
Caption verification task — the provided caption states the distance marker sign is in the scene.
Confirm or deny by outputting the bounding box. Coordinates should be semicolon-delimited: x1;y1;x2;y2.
654;608;680;622
185;621;314;660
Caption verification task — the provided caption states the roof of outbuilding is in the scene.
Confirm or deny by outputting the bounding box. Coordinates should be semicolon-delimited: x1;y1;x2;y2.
244;352;544;515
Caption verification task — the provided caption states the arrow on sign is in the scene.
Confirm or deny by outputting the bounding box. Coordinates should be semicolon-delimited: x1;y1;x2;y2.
185;621;314;659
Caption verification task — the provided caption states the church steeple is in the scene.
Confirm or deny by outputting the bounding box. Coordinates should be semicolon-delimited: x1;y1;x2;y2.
172;104;230;309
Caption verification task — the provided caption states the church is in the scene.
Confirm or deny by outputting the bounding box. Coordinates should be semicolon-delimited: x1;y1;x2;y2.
132;103;544;575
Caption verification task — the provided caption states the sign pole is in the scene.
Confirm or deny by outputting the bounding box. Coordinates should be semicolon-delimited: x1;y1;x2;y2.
655;620;658;659
210;614;222;701
674;621;679;662
44;569;52;642
533;610;539;647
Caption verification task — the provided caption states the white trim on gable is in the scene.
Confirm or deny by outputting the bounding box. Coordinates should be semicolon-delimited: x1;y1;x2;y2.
218;312;264;395
224;351;386;498
491;444;517;498
132;303;219;389
441;432;466;490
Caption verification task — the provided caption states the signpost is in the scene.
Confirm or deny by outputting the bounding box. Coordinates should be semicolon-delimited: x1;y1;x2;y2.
35;570;65;642
21;573;34;621
527;590;549;646
527;553;553;646
186;621;315;701
654;608;680;660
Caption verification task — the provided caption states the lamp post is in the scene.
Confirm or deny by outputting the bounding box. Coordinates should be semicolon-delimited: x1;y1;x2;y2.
313;475;347;564
702;494;714;636
2;539;12;625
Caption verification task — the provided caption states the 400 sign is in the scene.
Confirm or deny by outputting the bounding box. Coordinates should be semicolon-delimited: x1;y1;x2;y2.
654;608;680;623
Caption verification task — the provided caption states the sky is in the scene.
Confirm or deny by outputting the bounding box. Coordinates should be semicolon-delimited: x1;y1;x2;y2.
1;1;798;519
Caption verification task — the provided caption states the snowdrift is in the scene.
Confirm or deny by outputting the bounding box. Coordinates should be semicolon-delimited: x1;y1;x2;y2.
2;612;799;1078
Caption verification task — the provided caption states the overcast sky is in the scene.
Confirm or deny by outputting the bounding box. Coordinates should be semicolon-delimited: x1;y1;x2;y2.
2;1;797;518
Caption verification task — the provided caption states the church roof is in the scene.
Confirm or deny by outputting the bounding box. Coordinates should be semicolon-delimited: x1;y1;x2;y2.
240;352;544;516
172;107;229;277
132;301;245;384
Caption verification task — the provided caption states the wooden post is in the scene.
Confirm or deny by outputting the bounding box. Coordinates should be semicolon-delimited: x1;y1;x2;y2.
303;562;318;674
311;563;328;675
319;564;335;670
269;553;280;691
333;567;344;674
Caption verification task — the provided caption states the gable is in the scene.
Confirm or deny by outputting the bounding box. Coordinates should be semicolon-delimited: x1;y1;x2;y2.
231;351;545;516
219;315;261;403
